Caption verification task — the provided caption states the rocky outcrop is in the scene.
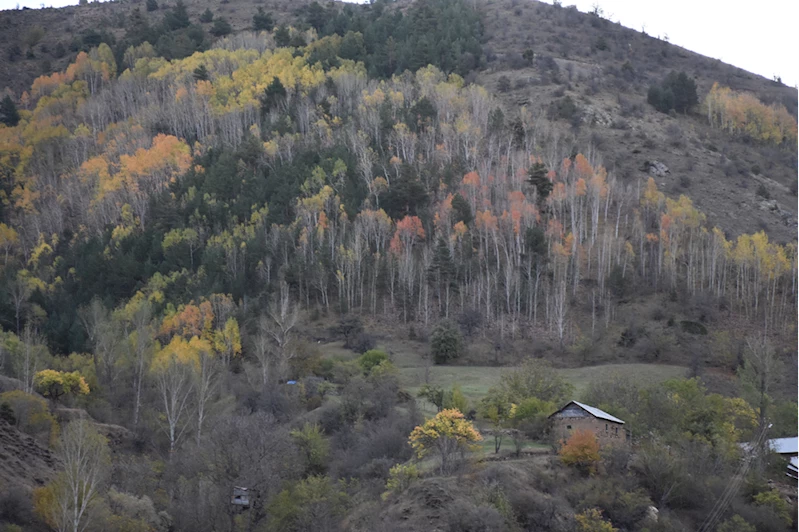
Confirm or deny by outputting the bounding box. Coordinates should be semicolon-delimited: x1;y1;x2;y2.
758;199;795;227
643;160;670;177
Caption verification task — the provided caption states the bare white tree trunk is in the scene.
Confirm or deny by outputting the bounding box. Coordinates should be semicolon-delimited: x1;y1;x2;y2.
55;419;109;532
156;356;194;455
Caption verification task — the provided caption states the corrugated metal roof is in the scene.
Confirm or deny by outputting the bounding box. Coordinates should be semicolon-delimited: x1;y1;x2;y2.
569;401;625;424
789;456;797;469
768;437;798;455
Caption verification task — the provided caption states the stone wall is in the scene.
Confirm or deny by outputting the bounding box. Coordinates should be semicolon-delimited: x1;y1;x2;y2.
551;416;627;448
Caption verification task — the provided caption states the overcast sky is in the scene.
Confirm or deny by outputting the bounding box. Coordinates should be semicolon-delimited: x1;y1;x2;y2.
1;0;796;87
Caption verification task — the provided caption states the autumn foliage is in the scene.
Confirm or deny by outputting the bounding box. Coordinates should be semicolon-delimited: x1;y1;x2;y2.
559;429;601;475
33;369;90;403
409;409;482;474
705;83;797;145
575;508;618;532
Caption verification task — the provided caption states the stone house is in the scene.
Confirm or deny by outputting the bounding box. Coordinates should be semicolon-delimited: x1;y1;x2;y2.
549;400;628;447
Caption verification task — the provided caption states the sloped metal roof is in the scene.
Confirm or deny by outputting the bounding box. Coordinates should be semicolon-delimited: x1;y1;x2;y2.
768;437;798;455
552;400;625;424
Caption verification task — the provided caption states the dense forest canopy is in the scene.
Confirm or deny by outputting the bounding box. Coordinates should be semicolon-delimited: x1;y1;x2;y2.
0;1;796;531
0;31;794;352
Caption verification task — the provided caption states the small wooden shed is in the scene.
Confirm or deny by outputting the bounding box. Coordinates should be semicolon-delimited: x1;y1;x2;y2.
231;487;250;508
549;401;628;447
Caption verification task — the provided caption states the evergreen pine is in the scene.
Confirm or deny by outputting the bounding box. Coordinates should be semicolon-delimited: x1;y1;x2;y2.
274;25;291;48
527;162;552;202
0;95;20;127
163;0;190;31
210;17;232;37
260;77;287;115
192;64;209;81
253;7;274;32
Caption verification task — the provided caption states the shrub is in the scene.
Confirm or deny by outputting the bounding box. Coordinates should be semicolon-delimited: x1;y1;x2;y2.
288;340;324;379
357;350;389;374
0;390;58;445
446;500;506;532
290;423;329;475
497;75;511;93
576;508;617;532
457;309;481;337
753;489;792;526
334;315;363;349
716;515;755;532
442;383;468;413
430;320;463;364
352;333;376;354
267;476;349;532
559;429;600;475
0;402;15;424
496;359;574;406
550;95;578;120
418;384;446;411
23;26;45;48
573;478;652;529
0;489;34;526
383;463;418;498
106;488;161;530
510;397;556;450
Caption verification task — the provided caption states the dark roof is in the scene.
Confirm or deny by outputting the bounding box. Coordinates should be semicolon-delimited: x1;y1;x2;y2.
549;400;625;424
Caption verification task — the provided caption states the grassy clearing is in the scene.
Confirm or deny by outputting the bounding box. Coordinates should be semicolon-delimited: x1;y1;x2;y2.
558;364;688;397
318;340;688;412
399;363;688;408
477;438;549;455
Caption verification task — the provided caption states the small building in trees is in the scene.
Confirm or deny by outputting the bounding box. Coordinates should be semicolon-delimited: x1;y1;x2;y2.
741;436;798;479
549;401;628;447
231;487;250;508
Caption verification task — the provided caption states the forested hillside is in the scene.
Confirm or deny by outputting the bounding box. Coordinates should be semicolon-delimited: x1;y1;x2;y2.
0;0;797;531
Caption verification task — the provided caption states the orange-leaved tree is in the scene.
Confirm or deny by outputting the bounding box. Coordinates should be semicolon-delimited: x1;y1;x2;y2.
559;429;600;475
409;409;481;474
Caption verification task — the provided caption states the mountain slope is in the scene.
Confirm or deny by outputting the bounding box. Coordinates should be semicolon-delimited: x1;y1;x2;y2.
477;0;797;243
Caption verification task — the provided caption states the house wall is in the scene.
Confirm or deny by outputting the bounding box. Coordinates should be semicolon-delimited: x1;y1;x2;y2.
551;415;627;448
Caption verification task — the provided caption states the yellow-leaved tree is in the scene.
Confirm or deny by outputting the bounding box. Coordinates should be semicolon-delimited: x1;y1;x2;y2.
33;369;90;404
213;317;242;368
151;335;211;453
409;409;481;474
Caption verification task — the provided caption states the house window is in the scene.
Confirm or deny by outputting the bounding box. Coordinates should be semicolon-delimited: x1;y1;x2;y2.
566;425;572;430
605;423;608;431
615;427;619;436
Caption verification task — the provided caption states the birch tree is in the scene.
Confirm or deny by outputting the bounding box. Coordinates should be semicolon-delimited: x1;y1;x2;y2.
33;419;110;532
